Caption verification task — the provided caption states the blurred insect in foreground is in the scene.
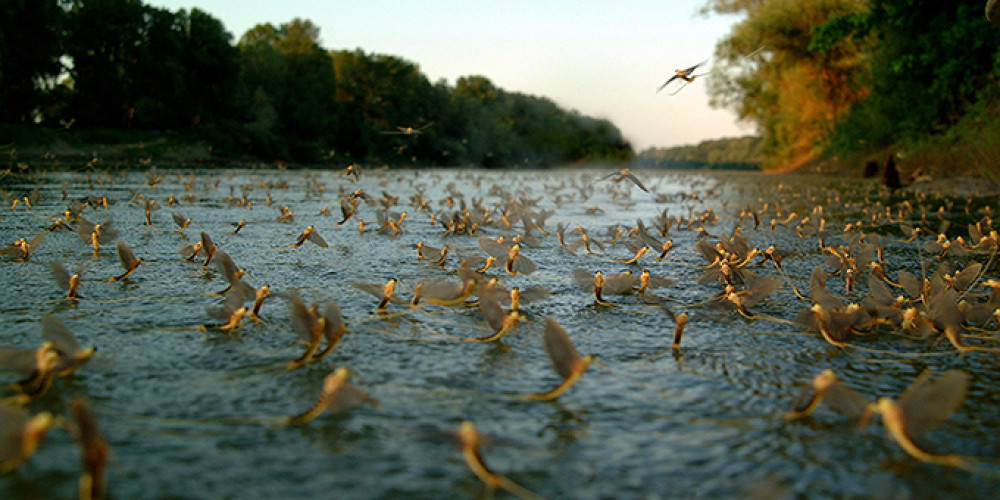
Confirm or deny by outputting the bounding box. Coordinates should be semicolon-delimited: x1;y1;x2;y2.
76;218;118;257
0;232;46;262
455;421;547;500
0;341;59;401
50;262;83;300
69;396;110;500
859;370;972;467
41;314;95;376
202;285;253;332
171;212;193;234
787;369;975;467
0;404;55;473
285;296;347;370
142;198;160;226
465;281;524;343
108;241;143;282
353;278;407;313
293;225;328;248
784;369;870;421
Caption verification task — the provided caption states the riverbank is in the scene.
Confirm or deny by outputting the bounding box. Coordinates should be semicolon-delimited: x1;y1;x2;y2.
4;124;999;198
1;124;219;166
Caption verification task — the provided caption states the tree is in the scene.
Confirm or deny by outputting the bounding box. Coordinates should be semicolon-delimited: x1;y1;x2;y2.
825;0;1000;149
131;5;185;128
64;0;147;128
705;0;1000;169
233;19;340;161
9;4;633;167
234;30;287;157
182;8;239;128
0;0;65;122
704;0;871;168
331;49;440;161
455;75;501;103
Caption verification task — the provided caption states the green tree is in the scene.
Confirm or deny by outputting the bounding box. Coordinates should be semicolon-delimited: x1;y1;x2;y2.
16;4;633;167
706;0;1000;171
0;0;65;122
455;75;501;103
824;0;1000;150
131;6;185;128
234;19;340;161
331;49;439;162
65;2;237;132
704;0;870;168
183;8;239;128
64;0;146;128
234;31;287;157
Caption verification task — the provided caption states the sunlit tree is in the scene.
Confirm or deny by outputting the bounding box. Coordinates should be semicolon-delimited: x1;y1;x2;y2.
704;0;870;168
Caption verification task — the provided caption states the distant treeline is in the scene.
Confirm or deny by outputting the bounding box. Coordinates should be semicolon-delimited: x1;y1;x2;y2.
636;135;762;170
635;159;759;171
0;0;633;166
703;0;1000;177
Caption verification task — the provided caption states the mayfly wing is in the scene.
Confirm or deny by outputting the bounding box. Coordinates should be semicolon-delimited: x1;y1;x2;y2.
116;241;138;269
321;301;344;330
897;370;968;437
49;262;71;290
821;378;871;419
288;296;315;342
543;317;580;380
952;261;982;291
510;255;536;275
40;315;82;353
477;237;508;260
214;250;239;283
307;229;329;247
572;269;595;291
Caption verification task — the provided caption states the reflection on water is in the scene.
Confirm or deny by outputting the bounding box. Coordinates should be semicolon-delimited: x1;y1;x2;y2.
1;167;999;499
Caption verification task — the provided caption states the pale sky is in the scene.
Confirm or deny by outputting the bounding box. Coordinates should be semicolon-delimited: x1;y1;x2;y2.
150;0;754;151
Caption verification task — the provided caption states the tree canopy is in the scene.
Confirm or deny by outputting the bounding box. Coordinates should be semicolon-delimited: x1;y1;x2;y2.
0;1;632;166
704;0;1000;172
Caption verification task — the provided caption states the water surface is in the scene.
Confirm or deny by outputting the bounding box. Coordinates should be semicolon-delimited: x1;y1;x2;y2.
1;167;998;499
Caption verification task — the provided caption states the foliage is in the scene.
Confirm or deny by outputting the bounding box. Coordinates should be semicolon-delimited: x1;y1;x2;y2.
705;0;1000;175
61;0;238;132
0;2;632;166
0;0;65;123
239;19;341;161
704;0;870;169
636;135;762;170
824;0;1000;153
330;48;441;162
891;83;1000;183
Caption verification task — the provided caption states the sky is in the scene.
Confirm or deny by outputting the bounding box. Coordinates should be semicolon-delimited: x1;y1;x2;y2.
150;0;754;151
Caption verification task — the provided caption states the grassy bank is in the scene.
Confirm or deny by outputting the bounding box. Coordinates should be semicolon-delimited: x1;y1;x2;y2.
800;85;1000;186
0;124;220;167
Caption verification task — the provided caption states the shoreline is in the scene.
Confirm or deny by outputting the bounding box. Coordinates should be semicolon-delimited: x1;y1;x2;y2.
4;133;998;198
